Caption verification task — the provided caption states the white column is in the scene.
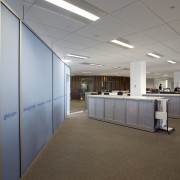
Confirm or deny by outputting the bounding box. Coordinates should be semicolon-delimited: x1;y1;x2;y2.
174;72;180;88
130;61;146;96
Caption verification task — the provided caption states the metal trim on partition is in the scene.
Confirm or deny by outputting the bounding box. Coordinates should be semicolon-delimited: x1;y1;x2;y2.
19;20;23;177
0;2;2;179
52;52;54;134
64;64;66;119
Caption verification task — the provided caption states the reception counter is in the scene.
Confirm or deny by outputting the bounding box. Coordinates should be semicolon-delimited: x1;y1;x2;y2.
88;95;166;132
143;94;180;118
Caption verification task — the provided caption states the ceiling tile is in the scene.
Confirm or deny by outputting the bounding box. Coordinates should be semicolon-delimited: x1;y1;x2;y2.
94;43;126;53
84;0;136;13
146;43;180;59
169;19;180;35
54;40;87;50
25;5;85;33
163;37;180;49
61;34;101;47
75;26;116;42
144;24;179;42
141;0;180;22
92;15;137;37
123;32;156;47
112;1;163;31
5;0;32;18
25;20;70;39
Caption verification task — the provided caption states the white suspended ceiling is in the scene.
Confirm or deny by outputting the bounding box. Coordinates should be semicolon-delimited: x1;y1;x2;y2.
4;0;180;78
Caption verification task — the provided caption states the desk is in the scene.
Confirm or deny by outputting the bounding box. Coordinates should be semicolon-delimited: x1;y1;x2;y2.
88;95;166;132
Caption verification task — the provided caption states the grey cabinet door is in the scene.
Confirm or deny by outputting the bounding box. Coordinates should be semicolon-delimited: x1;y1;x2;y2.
88;97;96;117
104;98;114;120
126;100;138;125
138;100;154;130
95;98;105;119
114;99;126;123
167;96;180;118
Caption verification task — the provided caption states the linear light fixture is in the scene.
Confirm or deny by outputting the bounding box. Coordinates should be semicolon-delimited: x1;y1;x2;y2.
111;39;134;49
113;67;123;69
66;54;88;59
90;63;103;67
82;72;92;74
45;0;100;21
147;53;161;59
167;60;176;64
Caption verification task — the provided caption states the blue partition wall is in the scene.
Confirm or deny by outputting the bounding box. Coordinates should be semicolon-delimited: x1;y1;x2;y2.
0;2;70;179
0;4;20;180
53;53;65;132
21;24;53;173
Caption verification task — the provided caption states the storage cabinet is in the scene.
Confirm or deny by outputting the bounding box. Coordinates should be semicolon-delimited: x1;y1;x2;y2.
88;95;160;132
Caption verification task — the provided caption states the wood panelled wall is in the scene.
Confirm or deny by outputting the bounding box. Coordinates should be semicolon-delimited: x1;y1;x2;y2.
71;76;130;99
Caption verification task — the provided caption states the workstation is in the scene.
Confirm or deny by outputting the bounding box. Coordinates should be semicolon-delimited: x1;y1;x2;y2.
88;94;174;133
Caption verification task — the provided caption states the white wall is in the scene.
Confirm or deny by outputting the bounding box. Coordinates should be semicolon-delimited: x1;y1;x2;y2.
146;78;154;88
130;61;146;96
174;72;180;88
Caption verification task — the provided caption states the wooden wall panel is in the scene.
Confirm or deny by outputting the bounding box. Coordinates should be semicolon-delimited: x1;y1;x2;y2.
71;76;130;99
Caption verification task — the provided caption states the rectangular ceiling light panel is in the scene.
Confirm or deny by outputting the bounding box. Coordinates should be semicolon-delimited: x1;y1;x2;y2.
147;53;161;58
66;54;88;59
111;39;134;49
167;60;176;64
45;0;100;21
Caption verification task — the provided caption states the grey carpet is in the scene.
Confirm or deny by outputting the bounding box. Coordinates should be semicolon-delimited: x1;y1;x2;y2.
21;100;180;180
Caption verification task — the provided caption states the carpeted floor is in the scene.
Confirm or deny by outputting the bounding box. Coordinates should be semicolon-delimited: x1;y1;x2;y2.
21;100;180;180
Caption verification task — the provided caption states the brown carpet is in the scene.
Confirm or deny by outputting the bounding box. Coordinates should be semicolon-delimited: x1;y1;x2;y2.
21;100;180;180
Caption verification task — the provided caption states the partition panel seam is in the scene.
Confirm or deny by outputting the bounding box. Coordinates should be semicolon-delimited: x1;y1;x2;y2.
0;2;2;179
52;52;54;134
19;20;22;177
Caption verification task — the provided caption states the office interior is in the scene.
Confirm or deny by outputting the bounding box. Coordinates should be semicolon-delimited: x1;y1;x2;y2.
1;0;180;179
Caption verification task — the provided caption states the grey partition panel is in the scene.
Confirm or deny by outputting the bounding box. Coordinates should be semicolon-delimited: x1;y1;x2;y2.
138;100;154;130
167;96;180;118
126;100;138;125
105;99;114;120
21;24;53;173
114;99;126;123
65;65;70;116
0;5;20;180
88;97;96;117
95;98;104;119
53;54;65;132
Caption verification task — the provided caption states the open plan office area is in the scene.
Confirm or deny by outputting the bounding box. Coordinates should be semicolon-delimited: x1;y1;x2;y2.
1;0;180;180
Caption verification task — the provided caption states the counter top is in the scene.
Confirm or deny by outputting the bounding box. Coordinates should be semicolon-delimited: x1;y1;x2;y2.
88;95;165;101
144;93;180;97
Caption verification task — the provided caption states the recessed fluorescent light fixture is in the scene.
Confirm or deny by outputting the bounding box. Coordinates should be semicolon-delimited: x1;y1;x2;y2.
82;72;92;74
111;39;134;49
90;63;103;67
167;60;176;64
113;67;123;69
45;0;100;21
66;54;88;59
147;53;161;59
